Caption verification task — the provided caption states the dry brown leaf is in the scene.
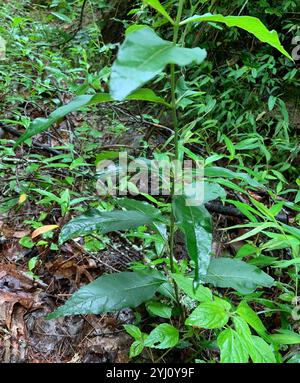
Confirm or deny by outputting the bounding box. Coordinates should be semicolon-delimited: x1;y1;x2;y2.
0;290;36;328
0;264;42;334
31;225;59;239
13;230;31;239
0;264;34;291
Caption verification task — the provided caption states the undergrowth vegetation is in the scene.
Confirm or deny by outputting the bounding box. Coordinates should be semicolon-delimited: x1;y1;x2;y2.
0;0;300;363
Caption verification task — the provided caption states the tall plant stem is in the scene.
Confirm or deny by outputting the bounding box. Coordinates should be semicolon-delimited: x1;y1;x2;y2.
169;0;185;303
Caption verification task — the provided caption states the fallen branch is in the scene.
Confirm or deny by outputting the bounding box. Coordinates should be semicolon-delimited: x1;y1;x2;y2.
205;201;289;224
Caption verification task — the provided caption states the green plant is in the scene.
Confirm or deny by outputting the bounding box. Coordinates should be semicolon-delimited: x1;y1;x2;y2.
26;256;41;281
11;0;296;363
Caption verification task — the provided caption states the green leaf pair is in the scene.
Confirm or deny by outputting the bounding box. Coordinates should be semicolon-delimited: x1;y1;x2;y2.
218;314;276;363
110;8;291;101
124;322;179;358
181;284;276;363
110;26;207;100
180;13;292;61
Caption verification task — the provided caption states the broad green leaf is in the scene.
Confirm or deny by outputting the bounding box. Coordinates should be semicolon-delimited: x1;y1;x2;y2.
236;301;268;339
123;87;170;106
233;316;253;345
143;0;174;24
124;324;148;358
250;336;276;363
109;27;207;100
124;324;142;340
157;282;176;301
185;299;231;329
15;89;169;147
236;243;258;259
203;182;227;203
47;269;165;319
217;328;249;363
28;256;39;272
116;198;164;220
146;301;172;319
117;198;167;239
129;340;144;358
144;323;179;349
233;316;275;363
59;209;156;244
185;181;226;204
202;257;274;294
19;236;35;249
180;13;292;60
172;273;212;302
173;196;212;281
270;329;300;345
126;24;149;35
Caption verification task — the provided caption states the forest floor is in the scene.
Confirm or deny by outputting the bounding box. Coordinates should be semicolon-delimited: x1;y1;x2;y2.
0;2;142;363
